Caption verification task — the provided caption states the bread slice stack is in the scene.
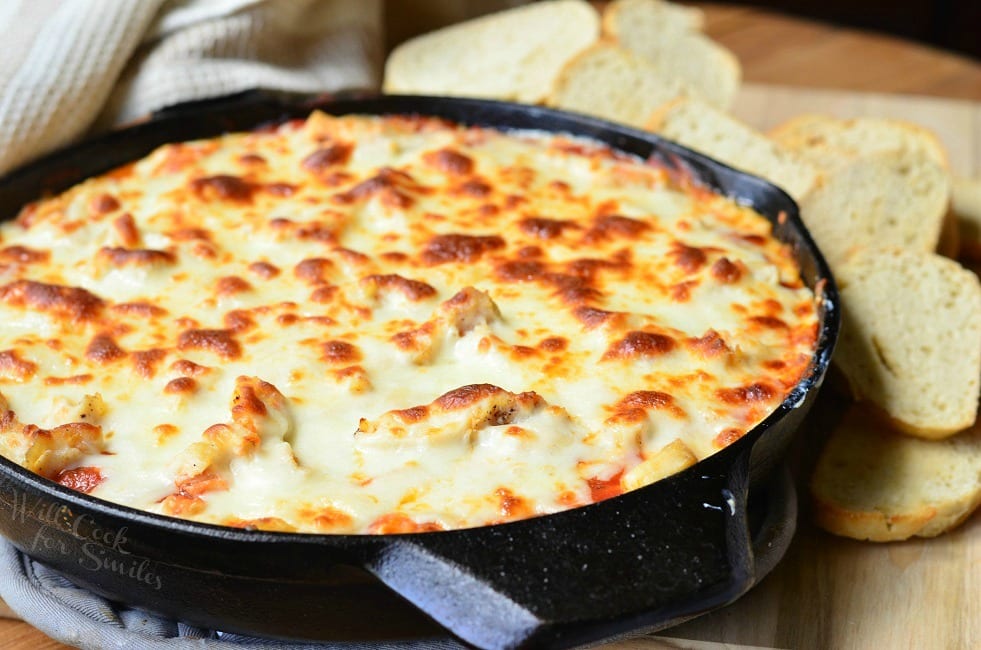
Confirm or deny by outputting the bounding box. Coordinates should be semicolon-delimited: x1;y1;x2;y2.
779;118;981;541
383;0;741;122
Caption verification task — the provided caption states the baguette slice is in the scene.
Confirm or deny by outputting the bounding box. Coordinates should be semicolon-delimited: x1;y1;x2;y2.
604;1;739;109
602;0;705;37
833;248;981;437
770;114;950;170
382;0;599;103
811;405;981;541
797;150;951;266
645;97;820;200
546;44;687;128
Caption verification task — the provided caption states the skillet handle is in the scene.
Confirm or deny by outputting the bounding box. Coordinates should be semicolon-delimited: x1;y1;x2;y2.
362;448;761;650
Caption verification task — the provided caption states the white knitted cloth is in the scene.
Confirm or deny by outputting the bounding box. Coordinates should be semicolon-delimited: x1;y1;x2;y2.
0;0;382;176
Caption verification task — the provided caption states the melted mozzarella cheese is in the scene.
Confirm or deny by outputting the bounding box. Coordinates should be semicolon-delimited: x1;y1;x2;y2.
0;112;818;533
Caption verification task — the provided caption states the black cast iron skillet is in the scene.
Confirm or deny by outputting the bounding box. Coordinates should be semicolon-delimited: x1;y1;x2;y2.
0;91;838;650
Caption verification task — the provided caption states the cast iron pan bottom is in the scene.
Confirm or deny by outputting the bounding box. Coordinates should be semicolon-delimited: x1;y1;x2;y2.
44;466;792;646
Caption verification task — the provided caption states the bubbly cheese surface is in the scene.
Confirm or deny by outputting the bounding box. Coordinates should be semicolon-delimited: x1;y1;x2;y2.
0;112;818;533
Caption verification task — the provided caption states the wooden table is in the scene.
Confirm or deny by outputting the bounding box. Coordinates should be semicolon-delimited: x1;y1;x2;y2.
2;4;979;649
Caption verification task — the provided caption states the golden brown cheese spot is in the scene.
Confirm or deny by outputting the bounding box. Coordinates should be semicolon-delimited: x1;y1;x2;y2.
572;306;624;330
264;182;297;197
55;466;105;494
710;257;742;283
422;233;505;265
43;374;94;386
225;517;297;532
545;273;603;305
294;257;334;285
686;330;730;358
111;213;140;248
361;274;437;301
539;336;568;352
164;377;197;395
97;246;176;268
583;215;649;243
223;309;256;333
321;340;361;365
0;245;49;265
153;424;179;444
248;261;280;279
333;365;372;393
611;390;686;421
388;405;429;424
0;280;104;322
177;329;242;360
89;193;120;216
168;227;212;242
749;315;789;330
670;280;699;302
299;506;354;532
85;334;126;364
452;179;492;198
215;276;252;296
190;175;256;203
238;153;267;166
309;286;339;304
0;350;37;382
422;148;474;175
603;331;676;361
516;245;543;259
716;382;777;405
367;513;444;534
434;383;507;411
495;260;546;283
132;349;167;378
111;301;167;318
391;321;435;353
332;168;417;208
518;217;577;240
161;494;206;516
171;359;211;377
669;243;708;274
494;487;534;521
713;427;746;447
301;143;354;172
565;256;628;281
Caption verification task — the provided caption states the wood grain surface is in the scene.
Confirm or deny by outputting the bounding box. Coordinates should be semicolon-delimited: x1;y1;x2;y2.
1;4;979;650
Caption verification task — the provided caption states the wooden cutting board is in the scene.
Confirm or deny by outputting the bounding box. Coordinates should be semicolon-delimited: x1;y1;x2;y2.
1;82;979;650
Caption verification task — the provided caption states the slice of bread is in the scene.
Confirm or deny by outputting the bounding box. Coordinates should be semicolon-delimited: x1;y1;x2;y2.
645;97;820;200
833;247;981;438
546;44;687;128
810;405;981;541
770;114;950;171
602;0;705;36
382;0;600;103
604;1;740;110
797;150;951;266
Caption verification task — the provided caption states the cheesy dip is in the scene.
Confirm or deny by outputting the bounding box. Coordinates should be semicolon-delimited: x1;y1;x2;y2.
0;112;818;533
